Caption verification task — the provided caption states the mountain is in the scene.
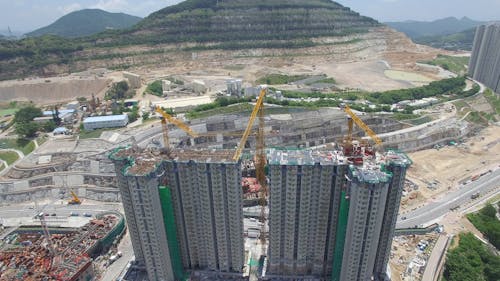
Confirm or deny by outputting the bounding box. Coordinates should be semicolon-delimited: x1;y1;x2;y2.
385;17;484;39
1;0;386;80
414;28;476;51
98;0;379;47
26;9;142;38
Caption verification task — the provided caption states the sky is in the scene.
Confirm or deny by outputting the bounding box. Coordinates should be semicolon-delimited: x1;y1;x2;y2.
0;0;499;33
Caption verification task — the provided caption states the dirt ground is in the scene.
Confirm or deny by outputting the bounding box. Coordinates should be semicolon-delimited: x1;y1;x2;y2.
390;233;439;281
400;126;500;210
0;26;446;107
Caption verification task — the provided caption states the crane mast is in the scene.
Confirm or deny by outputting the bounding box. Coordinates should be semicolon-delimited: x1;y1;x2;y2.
232;89;267;161
343;105;383;146
155;106;199;150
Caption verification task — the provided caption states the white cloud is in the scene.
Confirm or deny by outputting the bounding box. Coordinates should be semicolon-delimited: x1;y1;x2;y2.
90;0;129;12
57;3;82;15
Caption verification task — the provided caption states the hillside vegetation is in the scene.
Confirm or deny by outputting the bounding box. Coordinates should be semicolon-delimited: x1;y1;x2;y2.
96;0;378;46
443;232;500;281
27;9;141;38
0;0;379;80
386;17;483;51
385;17;483;39
415;28;476;51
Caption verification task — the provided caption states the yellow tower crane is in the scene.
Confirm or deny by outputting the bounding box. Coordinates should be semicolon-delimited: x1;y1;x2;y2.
155;106;199;150
232;89;267;161
233;88;268;245
343;105;383;146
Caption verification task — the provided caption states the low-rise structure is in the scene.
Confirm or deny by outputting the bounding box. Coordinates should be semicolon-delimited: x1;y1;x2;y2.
123;72;142;89
83;114;129;130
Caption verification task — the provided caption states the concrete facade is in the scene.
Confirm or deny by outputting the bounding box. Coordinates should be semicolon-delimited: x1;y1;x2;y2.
266;149;411;281
111;156;174;281
373;155;411;280
110;148;245;281
267;149;348;277
164;155;245;273
469;24;500;93
340;168;390;281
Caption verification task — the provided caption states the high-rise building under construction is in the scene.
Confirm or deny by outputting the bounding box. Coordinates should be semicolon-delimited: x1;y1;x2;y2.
110;144;410;281
110;147;245;281
265;149;411;281
469;23;500;93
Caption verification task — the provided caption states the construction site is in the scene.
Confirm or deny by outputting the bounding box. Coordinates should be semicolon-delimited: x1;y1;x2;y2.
0;212;125;281
106;88;414;281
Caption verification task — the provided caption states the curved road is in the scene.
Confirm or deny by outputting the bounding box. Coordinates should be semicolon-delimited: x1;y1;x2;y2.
396;169;500;229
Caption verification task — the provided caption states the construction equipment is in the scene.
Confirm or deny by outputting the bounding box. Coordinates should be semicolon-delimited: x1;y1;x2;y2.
233;88;268;249
68;191;81;205
341;105;382;165
232;88;267;161
39;213;61;268
155;106;198;150
342;105;383;146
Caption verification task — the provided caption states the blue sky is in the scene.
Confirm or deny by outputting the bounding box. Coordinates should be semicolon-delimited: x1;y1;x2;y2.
0;0;499;32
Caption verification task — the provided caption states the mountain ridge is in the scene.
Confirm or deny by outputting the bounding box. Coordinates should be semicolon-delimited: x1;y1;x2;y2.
1;0;393;80
26;9;142;38
385;16;484;39
94;0;379;46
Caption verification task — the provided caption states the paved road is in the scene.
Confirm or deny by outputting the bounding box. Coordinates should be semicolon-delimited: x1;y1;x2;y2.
396;169;500;229
100;231;134;281
0;201;122;220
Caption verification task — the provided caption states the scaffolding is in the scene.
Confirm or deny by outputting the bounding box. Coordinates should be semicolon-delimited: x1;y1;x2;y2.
159;186;186;281
331;191;350;281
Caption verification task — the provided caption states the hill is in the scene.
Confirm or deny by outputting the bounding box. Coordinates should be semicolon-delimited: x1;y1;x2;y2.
96;0;379;47
26;9;142;38
414;28;476;51
385;17;483;39
0;0;387;80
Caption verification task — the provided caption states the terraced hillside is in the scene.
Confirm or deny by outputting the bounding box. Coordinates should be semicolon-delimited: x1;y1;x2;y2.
100;0;378;46
0;0;382;80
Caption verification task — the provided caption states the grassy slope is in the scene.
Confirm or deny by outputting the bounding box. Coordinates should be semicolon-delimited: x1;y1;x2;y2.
0;151;19;165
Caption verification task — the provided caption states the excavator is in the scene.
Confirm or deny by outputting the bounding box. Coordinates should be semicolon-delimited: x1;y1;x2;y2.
68;191;81;205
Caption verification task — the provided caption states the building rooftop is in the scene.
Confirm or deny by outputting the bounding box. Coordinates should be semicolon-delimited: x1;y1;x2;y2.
83;114;128;123
267;148;347;166
109;146;238;176
43;109;76;116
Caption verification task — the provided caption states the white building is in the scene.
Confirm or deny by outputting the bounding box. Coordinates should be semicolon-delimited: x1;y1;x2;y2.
227;79;243;97
83;114;129;130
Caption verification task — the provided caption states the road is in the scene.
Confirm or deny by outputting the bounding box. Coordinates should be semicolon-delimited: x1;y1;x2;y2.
396;169;500;229
100;231;134;281
0;201;122;220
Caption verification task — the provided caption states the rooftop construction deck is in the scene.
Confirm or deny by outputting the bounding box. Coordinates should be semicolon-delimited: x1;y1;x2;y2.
110;146;237;176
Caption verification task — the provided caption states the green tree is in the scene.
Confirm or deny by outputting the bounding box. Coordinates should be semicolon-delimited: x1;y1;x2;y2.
128;106;139;123
144;80;163;96
142;112;150;120
42;120;57;132
15;122;39;138
480;204;497;218
105;81;132;100
14;105;42;123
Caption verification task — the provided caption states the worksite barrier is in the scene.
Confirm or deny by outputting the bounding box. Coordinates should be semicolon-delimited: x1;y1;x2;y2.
394;223;440;236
